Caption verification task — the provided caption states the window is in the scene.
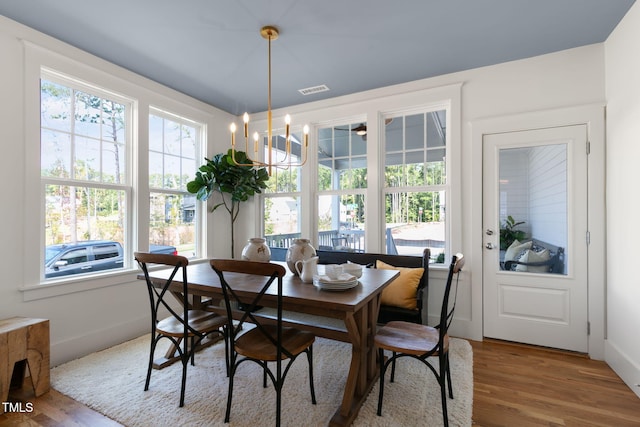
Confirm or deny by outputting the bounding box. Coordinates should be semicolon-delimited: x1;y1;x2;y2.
41;75;130;279
317;122;367;253
148;110;201;257
262;131;304;249
384;110;447;261
256;87;459;265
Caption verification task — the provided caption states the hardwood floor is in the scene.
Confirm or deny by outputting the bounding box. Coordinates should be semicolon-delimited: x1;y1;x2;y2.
2;339;639;426
471;339;640;426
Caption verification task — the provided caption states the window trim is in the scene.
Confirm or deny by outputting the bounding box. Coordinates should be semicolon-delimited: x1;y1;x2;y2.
22;41;213;300
39;71;134;281
254;83;462;264
382;106;450;262
148;107;204;259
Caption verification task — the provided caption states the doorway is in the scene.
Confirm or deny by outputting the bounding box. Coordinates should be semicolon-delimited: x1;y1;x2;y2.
482;125;589;353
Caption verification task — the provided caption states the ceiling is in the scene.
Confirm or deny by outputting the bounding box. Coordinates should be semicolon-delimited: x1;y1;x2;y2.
0;1;635;116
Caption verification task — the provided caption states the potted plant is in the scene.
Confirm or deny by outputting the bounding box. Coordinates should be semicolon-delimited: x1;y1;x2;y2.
500;215;527;250
187;149;269;258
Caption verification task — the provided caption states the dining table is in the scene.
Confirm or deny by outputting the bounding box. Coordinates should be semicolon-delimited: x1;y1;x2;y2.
139;260;399;427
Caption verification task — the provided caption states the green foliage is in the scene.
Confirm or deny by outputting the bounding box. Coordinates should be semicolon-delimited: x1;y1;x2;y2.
186;150;269;257
500;215;527;250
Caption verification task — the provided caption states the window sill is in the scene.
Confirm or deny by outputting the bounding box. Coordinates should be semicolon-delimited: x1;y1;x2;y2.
20;258;211;301
20;268;140;301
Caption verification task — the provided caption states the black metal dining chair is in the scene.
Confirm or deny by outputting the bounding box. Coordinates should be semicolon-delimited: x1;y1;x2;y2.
374;253;464;427
210;259;316;427
135;252;228;407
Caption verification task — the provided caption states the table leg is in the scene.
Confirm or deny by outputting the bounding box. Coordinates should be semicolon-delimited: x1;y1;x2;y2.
330;299;380;426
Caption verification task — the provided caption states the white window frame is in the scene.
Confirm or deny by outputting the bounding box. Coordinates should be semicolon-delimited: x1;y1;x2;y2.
40;69;134;271
148;107;204;258
21;41;211;300
257;124;305;244
315;120;368;252
382;106;450;262
254;83;461;268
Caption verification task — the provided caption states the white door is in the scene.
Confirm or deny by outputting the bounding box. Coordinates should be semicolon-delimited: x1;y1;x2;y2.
482;125;589;353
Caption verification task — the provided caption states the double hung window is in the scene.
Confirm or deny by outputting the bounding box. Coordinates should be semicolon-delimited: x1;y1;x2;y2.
262;130;304;249
148;110;201;257
384;110;447;261
39;69;204;283
316;122;367;253
41;74;130;279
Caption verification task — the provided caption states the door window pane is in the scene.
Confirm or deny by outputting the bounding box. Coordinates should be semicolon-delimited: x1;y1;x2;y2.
499;144;567;275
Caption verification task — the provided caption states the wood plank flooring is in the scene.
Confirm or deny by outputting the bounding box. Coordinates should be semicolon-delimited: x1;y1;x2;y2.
471;339;640;426
1;339;639;426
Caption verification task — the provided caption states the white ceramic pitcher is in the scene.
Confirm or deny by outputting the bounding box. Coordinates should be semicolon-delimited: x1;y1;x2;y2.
295;256;319;283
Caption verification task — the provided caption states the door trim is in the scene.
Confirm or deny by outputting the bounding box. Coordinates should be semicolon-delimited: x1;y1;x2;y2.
470;104;605;359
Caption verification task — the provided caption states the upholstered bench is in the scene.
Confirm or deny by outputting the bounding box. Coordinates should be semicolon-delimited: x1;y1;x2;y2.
315;249;431;324
270;247;430;325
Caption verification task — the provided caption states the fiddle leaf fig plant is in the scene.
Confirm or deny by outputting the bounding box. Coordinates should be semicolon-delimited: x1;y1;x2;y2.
187;149;269;257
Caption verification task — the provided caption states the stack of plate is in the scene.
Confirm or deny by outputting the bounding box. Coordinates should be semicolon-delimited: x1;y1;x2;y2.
313;274;359;291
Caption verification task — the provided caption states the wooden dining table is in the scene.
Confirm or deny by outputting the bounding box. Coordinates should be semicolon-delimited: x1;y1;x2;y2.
139;260;399;427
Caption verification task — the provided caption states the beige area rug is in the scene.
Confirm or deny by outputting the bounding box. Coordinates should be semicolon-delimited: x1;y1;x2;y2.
51;334;473;427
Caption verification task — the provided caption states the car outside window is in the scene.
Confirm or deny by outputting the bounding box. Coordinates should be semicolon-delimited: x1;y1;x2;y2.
60;248;88;265
93;244;120;260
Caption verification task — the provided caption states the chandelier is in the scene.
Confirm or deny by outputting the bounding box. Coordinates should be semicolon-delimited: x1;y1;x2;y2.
230;25;309;175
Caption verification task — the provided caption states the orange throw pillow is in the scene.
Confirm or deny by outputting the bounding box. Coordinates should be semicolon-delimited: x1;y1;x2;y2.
376;260;424;310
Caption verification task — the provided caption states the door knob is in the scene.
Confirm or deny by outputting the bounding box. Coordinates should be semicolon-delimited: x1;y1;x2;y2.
486;229;494;235
485;243;494;249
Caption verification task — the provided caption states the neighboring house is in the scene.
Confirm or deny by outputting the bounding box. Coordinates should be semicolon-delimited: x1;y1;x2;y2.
0;3;638;400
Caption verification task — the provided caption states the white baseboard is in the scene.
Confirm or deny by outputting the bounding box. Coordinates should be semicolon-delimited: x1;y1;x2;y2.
50;316;149;367
605;339;640;399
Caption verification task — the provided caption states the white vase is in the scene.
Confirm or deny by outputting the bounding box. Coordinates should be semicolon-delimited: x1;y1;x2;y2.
241;238;271;262
286;238;316;275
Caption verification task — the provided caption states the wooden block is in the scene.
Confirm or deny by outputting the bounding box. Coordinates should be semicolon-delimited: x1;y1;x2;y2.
0;317;50;413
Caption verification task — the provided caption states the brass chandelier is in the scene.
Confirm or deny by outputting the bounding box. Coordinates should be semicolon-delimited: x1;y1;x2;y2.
230;25;309;175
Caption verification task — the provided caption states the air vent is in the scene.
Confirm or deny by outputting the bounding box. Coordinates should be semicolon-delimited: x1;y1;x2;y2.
298;84;330;96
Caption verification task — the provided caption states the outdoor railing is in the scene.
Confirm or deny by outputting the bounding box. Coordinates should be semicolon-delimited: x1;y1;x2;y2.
266;230;365;252
266;230;443;257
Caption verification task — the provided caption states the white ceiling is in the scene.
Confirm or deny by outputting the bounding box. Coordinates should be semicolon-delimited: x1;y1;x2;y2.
0;0;635;115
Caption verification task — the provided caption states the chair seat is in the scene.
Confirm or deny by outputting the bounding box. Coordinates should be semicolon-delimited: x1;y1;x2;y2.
236;325;315;361
374;321;449;356
157;310;226;337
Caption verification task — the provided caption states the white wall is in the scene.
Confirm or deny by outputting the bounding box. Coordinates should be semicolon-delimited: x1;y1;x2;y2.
604;1;640;398
249;44;606;344
0;13;614;371
0;16;234;366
